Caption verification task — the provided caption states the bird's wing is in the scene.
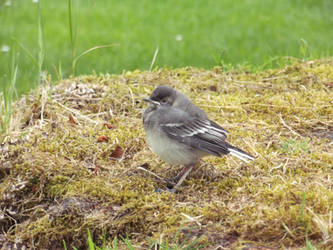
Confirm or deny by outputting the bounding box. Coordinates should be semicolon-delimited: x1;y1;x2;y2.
159;108;230;157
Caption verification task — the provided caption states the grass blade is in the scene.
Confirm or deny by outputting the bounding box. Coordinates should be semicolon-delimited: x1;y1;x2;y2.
11;37;39;69
68;0;74;50
282;222;295;239
301;192;306;222
63;240;68;250
120;235;135;250
149;46;159;71
72;44;119;74
1;46;18;135
87;229;95;250
68;0;79;75
37;0;45;84
112;236;118;249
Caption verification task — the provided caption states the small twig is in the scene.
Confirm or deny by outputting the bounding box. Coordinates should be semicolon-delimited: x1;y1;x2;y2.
108;108;114;118
262;75;290;81
181;213;203;226
269;163;282;173
137;166;168;185
39;84;51;128
242;138;259;158
200;103;330;110
61;96;102;101
276;174;286;183
282;158;289;174
87;111;108;117
279;114;302;137
282;222;296;239
127;87;135;108
54;101;99;125
306;207;330;242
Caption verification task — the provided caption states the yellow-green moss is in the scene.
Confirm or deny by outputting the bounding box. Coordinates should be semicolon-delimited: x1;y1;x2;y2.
0;59;332;249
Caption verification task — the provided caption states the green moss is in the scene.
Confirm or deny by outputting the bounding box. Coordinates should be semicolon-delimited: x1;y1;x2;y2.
0;60;332;248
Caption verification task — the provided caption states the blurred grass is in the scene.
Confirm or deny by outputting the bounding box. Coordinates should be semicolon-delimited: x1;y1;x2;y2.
1;0;333;96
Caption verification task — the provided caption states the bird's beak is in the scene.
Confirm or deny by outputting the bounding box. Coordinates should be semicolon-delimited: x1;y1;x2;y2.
143;98;160;106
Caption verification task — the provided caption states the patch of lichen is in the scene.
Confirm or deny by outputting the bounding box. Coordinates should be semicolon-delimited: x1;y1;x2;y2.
0;59;332;249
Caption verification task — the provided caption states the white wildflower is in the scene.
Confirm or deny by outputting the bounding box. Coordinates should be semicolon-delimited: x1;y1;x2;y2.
175;34;183;42
1;45;10;53
40;71;47;79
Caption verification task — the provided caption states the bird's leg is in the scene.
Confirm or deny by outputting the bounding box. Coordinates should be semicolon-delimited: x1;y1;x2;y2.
165;166;189;187
172;164;194;189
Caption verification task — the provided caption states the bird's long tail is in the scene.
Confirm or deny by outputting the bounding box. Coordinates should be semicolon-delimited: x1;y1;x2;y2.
226;143;254;163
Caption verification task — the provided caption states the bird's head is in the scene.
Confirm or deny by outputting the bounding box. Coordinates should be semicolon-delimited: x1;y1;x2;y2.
143;85;177;107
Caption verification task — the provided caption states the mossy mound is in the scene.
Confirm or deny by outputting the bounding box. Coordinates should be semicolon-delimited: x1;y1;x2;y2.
0;60;332;249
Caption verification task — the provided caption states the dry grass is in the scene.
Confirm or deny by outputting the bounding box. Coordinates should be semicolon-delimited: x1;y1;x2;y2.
0;59;332;249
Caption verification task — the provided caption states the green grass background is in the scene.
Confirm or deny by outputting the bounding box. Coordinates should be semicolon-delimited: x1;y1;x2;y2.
1;0;333;95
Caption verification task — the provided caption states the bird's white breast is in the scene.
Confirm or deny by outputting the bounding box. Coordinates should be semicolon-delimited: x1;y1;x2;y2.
145;129;198;165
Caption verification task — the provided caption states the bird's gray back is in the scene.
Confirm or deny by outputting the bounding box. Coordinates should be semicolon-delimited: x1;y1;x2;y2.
173;91;208;120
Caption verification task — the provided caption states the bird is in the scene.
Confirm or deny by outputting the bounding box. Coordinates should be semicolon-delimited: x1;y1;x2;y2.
142;85;254;190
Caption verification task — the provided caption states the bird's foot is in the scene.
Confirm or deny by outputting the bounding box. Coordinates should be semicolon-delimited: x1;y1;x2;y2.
165;178;177;189
166;187;179;193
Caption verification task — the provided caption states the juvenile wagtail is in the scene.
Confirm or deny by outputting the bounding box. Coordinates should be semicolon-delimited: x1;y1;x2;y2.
143;85;254;190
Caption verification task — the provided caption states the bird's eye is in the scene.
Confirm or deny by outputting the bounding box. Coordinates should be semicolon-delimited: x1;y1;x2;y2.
160;98;168;104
